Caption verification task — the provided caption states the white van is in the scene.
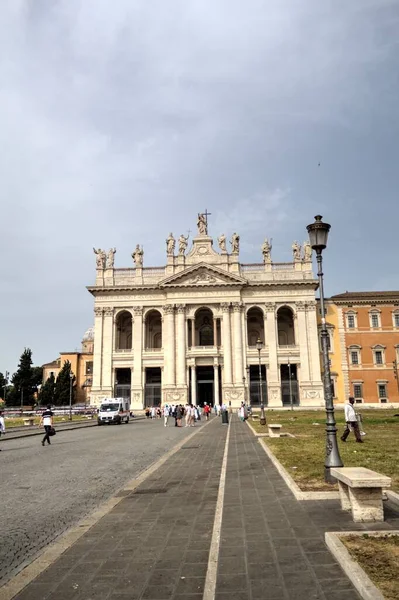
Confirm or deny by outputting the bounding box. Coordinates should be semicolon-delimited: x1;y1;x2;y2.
97;398;130;425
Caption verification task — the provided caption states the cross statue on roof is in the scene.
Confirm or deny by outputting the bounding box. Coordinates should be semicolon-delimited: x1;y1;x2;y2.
197;209;211;235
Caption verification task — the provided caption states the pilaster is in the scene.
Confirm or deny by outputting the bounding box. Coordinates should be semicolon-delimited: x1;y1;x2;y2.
221;303;232;384
92;307;104;402
163;305;176;400
101;307;114;396
174;304;188;403
132;306;144;408
264;302;281;406
232;302;244;384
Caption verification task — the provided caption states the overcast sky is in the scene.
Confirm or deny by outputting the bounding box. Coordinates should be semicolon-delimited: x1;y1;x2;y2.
1;0;399;374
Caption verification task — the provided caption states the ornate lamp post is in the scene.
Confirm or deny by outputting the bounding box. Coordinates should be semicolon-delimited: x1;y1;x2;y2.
256;338;266;425
307;215;343;483
393;359;399;396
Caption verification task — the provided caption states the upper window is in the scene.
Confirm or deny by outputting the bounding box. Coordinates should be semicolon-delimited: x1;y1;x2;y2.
372;346;385;367
369;310;381;329
346;312;357;329
350;350;359;365
85;361;93;375
393;311;399;328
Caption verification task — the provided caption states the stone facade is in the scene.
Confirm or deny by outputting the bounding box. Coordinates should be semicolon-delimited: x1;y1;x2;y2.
88;220;324;409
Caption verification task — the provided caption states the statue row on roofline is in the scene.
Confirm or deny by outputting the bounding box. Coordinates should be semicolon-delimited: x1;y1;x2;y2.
93;210;312;269
94;238;311;269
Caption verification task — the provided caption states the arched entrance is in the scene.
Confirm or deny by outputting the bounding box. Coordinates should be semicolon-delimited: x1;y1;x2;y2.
277;306;295;346
115;311;132;350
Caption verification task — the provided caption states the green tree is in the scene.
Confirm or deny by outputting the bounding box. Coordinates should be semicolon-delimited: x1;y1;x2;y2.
9;349;37;406
39;373;56;407
0;372;7;401
54;361;76;406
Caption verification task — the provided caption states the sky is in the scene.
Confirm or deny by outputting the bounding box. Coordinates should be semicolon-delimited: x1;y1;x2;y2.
1;0;399;374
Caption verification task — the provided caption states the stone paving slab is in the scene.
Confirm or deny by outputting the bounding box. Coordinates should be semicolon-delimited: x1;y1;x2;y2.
214;417;399;600
7;415;399;600
12;418;227;600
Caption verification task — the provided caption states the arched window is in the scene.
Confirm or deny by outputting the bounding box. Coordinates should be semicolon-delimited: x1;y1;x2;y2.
277;306;295;346
195;308;214;346
145;310;163;349
115;311;132;350
246;307;265;347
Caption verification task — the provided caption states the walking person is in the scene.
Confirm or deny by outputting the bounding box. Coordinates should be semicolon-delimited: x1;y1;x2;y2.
163;404;170;427
204;403;211;421
0;410;5;450
341;397;363;443
40;404;54;446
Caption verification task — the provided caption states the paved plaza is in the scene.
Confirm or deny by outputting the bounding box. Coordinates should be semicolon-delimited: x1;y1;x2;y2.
3;416;399;600
0;417;203;585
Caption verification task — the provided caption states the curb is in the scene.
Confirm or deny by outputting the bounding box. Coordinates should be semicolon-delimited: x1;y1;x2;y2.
245;420;340;501
0;418;214;600
325;531;399;600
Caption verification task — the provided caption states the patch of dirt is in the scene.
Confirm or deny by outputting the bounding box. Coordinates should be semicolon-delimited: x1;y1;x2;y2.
342;534;399;600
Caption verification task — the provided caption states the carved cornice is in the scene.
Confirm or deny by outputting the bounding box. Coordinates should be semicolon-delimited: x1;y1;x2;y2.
104;307;114;317
163;304;175;315
133;306;144;316
176;304;186;314
221;303;231;313
296;301;306;312
94;307;103;317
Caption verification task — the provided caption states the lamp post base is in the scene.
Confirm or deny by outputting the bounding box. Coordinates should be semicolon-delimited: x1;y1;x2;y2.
259;404;267;426
325;466;338;485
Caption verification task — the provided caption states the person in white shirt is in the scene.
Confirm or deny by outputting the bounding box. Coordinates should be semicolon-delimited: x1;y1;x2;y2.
341;397;363;443
0;411;5;450
163;405;170;427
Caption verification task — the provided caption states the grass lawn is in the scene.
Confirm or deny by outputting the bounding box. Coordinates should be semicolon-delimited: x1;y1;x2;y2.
4;415;93;428
342;534;399;600
250;409;399;492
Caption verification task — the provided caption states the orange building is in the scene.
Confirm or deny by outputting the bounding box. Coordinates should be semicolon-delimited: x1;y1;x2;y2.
330;292;399;405
42;328;94;405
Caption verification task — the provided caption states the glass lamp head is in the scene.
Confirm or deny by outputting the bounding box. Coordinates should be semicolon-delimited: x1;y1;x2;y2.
306;215;331;251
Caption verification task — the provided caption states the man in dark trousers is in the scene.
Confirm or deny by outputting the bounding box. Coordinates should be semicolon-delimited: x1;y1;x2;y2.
40;404;54;446
341;397;363;443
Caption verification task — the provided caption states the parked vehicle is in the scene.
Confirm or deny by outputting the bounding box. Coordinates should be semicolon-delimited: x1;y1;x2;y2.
97;398;130;425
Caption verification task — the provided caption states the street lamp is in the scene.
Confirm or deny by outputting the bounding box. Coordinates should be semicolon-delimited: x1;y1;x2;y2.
69;374;74;421
256;338;266;425
307;215;343;483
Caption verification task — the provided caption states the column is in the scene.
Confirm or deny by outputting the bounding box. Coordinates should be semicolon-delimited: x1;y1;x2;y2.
101;307;114;394
214;364;219;405
296;302;310;382
221;303;232;384
163;305;176;386
92;307;104;394
176;304;186;385
132;306;143;390
232;302;244;383
191;365;197;405
265;302;281;406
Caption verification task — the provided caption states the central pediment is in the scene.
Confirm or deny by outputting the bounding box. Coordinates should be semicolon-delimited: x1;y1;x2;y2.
159;263;247;288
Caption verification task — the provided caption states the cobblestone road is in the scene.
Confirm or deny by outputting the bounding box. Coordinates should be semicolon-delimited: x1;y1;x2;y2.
0;417;204;585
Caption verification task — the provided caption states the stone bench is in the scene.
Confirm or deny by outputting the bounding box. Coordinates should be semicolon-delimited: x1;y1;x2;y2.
251;414;259;421
331;467;391;523
268;424;282;438
23;418;35;427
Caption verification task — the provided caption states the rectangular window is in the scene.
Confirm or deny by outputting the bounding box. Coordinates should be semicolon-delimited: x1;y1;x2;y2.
394;314;399;327
375;351;383;365
351;351;359;365
371;314;379;328
347;315;355;329
85;361;93;375
378;384;387;399
353;384;363;399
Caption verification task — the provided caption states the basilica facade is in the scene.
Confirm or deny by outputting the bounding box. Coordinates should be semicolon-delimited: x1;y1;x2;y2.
88;215;324;409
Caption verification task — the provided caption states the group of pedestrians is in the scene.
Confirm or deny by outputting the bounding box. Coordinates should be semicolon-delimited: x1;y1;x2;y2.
163;403;203;427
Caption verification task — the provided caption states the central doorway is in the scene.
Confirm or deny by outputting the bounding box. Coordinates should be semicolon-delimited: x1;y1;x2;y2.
196;366;214;406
